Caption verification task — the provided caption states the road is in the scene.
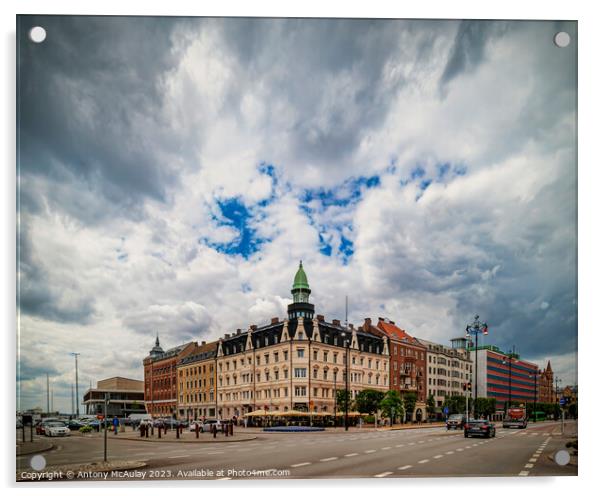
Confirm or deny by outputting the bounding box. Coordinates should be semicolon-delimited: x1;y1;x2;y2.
17;420;576;480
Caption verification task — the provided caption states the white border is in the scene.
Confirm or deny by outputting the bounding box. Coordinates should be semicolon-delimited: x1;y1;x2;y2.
3;1;599;495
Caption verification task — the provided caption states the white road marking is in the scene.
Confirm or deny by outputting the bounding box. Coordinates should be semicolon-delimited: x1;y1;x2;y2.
399;465;413;470
433;455;443;459
418;459;429;464
344;453;359;457
518;471;529;476
529;458;537;463
525;463;534;468
320;457;338;462
365;449;376;454
374;472;393;478
395;444;405;448
381;446;392;450
445;451;454;455
291;462;311;467
168;455;189;459
456;448;464;452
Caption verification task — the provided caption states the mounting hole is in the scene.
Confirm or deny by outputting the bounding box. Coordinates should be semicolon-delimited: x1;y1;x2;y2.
554;32;570;48
29;26;47;43
30;454;47;471
554;449;570;466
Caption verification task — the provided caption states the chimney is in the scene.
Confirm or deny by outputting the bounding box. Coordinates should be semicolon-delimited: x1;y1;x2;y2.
271;317;279;325
224;333;230;339
365;317;372;328
332;319;341;327
250;325;257;331
201;341;206;346
317;314;325;322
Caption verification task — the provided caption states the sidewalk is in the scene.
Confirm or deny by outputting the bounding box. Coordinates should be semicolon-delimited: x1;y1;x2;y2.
80;429;257;443
16;439;54;456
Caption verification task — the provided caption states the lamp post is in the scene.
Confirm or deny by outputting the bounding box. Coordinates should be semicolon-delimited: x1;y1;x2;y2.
529;371;538;423
465;315;488;417
333;368;337;428
340;331;350;431
502;346;516;414
70;352;80;418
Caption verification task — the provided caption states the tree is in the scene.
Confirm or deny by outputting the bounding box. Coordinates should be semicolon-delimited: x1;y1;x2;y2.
402;392;417;422
426;394;435;420
336;389;353;414
355;389;385;428
474;398;496;418
380;390;404;425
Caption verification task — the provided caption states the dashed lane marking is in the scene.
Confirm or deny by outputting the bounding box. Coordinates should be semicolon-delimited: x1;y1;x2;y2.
525;463;534;469
291;462;311;468
399;465;413;470
167;455;189;459
456;448;464;452
365;449;376;454
445;451;454;455
418;459;430;464
374;472;393;478
518;471;529;476
395;444;405;448
344;453;359;457
433;455;443;459
320;457;338;462
381;446;392;450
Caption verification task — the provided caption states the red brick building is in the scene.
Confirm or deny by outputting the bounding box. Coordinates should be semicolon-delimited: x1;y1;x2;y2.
538;361;554;403
362;317;427;421
143;336;196;418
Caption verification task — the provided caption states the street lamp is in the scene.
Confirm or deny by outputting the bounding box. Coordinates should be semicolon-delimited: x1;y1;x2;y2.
528;371;538;423
340;331;350;431
70;352;80;418
465;315;488;416
502;346;516;414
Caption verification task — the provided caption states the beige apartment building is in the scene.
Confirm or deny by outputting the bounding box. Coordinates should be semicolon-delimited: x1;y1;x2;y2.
177;341;218;420
418;337;472;409
215;262;389;419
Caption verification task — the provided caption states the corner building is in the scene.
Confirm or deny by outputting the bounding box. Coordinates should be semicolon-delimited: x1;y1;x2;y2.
215;262;389;418
177;340;218;420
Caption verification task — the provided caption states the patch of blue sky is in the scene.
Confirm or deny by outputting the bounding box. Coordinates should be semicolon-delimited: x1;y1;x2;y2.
205;196;269;259
301;174;380;210
339;236;354;265
241;283;252;293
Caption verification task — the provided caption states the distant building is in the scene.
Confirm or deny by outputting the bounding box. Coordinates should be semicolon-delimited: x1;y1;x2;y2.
177;340;218;420
83;376;145;417
537;361;554;403
362;317;427;421
417;337;472;409
143;336;197;418
470;345;538;410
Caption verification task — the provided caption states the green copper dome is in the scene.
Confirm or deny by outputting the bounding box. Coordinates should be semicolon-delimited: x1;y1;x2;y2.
293;261;310;290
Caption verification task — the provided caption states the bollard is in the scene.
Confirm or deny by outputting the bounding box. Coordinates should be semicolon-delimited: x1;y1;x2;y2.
225;423;229;437
158;426;161;439
140;425;144;438
195;423;199;439
213;425;217;439
150;425;154;436
229;422;233;436
176;425;180;439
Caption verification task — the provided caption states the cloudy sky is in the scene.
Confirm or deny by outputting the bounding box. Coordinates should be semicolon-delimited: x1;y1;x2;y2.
17;16;577;412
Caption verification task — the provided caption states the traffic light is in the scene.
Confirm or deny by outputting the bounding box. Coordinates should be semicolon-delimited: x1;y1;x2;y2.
467;382;472;392
462;383;467;391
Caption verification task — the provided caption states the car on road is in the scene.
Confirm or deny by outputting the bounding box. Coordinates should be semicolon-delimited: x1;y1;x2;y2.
44;421;71;437
464;419;496;438
446;414;467;430
189;419;222;432
36;418;63;435
67;419;85;430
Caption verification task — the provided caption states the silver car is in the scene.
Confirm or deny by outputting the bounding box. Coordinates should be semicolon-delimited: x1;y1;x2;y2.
44;421;71;437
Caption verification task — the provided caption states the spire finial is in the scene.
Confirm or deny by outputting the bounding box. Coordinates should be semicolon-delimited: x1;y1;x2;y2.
299;260;303;267
155;332;160;346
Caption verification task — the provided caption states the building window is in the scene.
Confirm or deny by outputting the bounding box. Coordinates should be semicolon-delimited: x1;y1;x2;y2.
294;368;307;378
284;350;288;360
297;348;305;358
295;386;307;396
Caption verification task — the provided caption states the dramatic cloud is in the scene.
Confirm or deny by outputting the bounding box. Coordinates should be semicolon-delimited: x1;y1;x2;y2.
16;16;577;412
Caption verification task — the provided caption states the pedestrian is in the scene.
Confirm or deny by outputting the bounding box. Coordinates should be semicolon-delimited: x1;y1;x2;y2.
113;416;119;435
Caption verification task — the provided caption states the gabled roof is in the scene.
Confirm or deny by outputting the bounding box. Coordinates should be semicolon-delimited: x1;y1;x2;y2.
376;319;424;347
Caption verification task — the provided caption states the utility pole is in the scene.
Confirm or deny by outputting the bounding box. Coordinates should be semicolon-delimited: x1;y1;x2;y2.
70;353;81;418
71;384;75;417
104;393;109;462
46;373;50;414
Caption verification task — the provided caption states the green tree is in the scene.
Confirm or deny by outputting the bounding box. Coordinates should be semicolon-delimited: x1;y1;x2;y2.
443;395;468;415
426;394;435;420
402;392;417;422
355;389;385;428
380;390;404;424
474;397;496;418
336;389;353;414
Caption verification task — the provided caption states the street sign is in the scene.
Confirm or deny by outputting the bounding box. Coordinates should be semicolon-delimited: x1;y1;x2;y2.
443;406;449;415
559;397;566;406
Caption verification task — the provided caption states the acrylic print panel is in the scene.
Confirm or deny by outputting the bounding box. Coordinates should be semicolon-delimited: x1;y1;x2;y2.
16;16;577;481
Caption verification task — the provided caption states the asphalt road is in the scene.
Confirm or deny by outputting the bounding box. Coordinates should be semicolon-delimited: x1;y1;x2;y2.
17;420;577;480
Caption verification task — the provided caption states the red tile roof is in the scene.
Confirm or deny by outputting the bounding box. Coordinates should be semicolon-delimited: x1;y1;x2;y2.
376;320;423;346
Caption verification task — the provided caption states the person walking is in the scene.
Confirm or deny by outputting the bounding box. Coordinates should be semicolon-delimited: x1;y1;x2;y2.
112;416;119;435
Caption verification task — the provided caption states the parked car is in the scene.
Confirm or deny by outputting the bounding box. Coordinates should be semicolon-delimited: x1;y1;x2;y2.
36;418;62;435
446;414;467;430
464;419;496;438
44;421;71;437
67;420;85;430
